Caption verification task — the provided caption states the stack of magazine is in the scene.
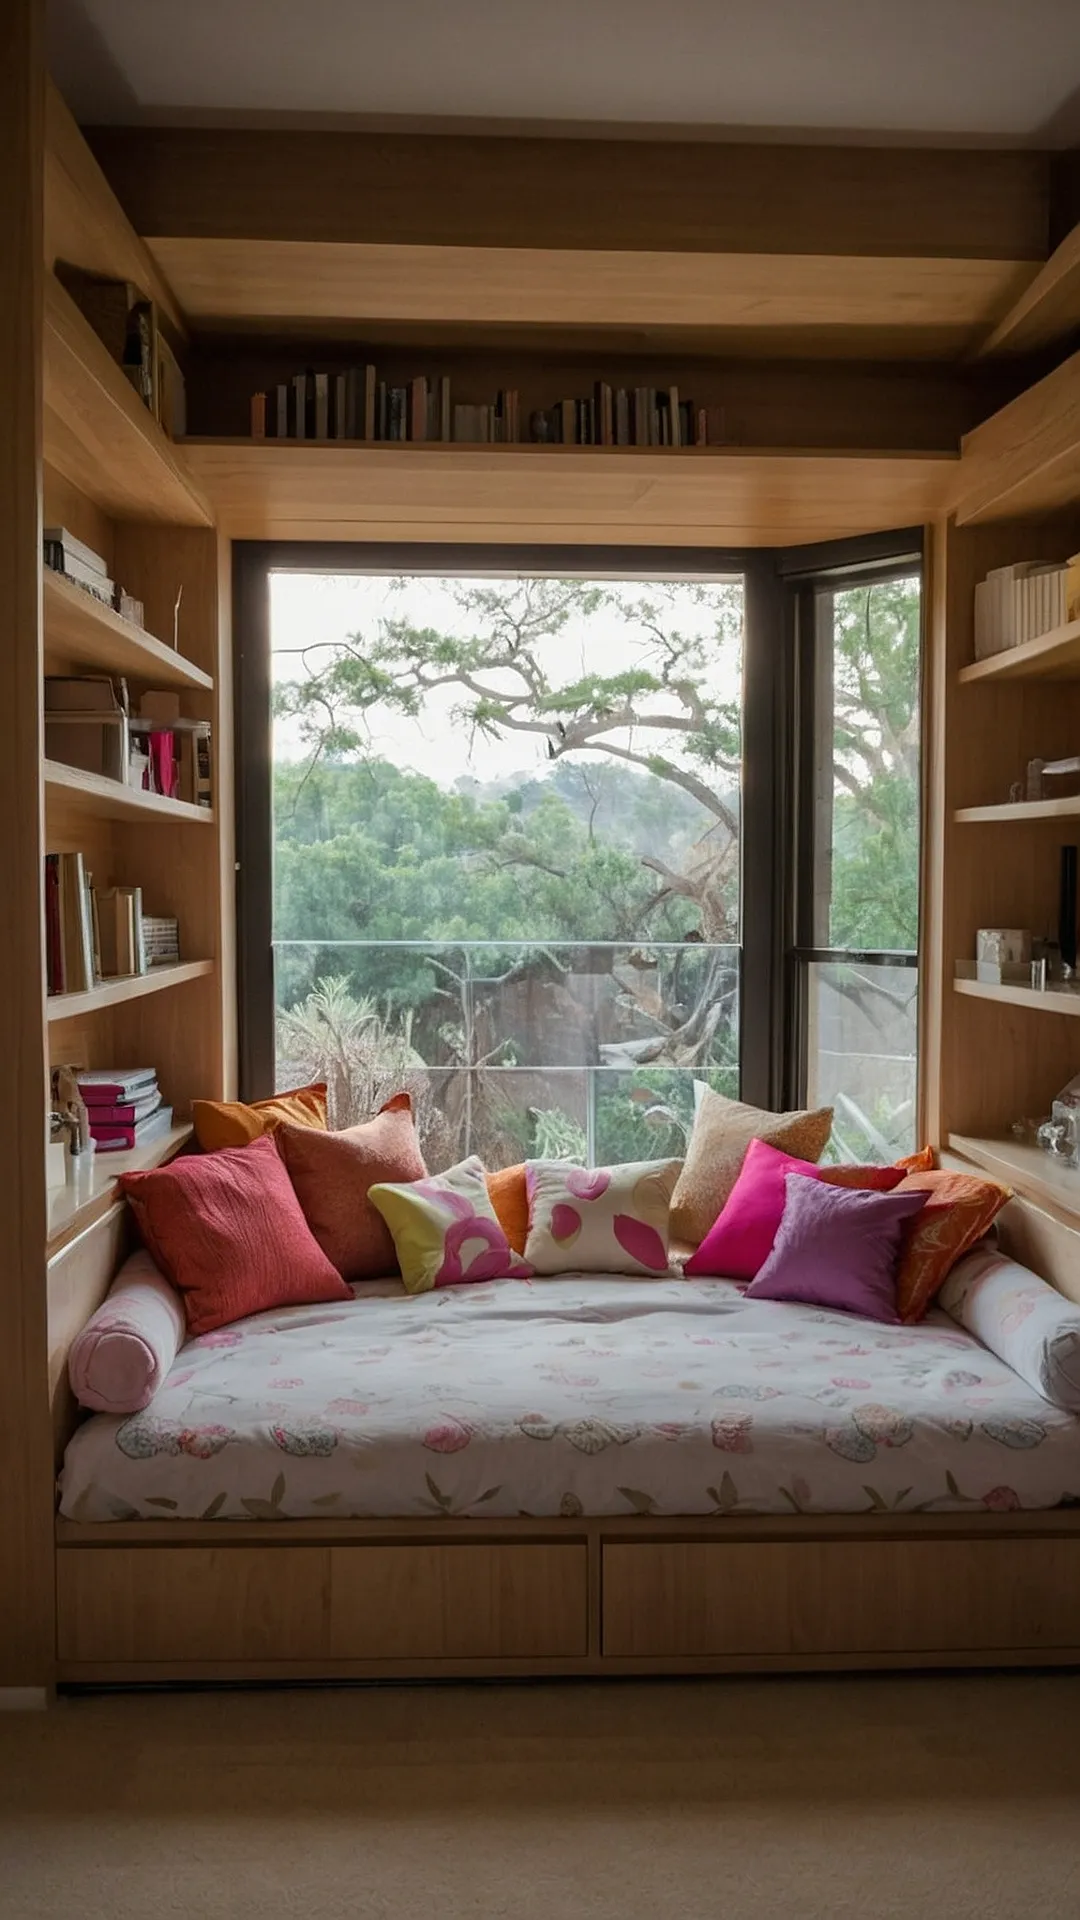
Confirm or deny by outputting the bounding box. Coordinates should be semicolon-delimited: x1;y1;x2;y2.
75;1067;173;1154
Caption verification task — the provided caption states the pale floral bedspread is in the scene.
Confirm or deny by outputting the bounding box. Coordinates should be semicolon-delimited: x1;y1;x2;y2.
58;1274;1080;1522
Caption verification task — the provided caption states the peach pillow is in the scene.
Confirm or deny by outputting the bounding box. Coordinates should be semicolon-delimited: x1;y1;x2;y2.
895;1169;1011;1322
121;1135;350;1337
485;1164;529;1256
276;1092;427;1281
192;1081;328;1151
896;1145;935;1174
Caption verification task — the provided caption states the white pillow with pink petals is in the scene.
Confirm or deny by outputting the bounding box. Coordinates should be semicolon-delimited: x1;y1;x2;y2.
523;1158;681;1276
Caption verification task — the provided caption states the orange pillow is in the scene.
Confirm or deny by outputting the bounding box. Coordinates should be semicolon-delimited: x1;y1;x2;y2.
486;1164;529;1256
895;1170;1011;1322
122;1134;350;1337
275;1092;426;1281
192;1082;328;1152
896;1146;935;1174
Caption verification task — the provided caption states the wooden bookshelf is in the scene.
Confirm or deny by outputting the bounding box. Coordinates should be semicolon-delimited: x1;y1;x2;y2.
181;438;958;545
44;758;215;826
42;273;212;528
954;797;1080;824
977;220;1080;360
46;959;214;1022
43;568;213;691
953;977;1080;1019
954;345;1080;524
948;1133;1080;1230
47;1122;193;1257
957;621;1080;685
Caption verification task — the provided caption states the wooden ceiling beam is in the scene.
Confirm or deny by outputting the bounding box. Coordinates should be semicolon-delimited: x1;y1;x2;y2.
87;127;1048;262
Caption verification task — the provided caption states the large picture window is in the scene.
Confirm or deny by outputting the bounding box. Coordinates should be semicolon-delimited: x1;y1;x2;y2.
236;536;922;1166
267;569;744;1169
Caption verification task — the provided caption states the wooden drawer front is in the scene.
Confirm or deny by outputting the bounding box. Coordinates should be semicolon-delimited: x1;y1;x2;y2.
57;1548;330;1663
330;1544;587;1659
603;1540;1080;1658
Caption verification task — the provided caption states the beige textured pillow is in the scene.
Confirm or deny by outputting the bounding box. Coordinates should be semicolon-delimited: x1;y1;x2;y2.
670;1092;833;1245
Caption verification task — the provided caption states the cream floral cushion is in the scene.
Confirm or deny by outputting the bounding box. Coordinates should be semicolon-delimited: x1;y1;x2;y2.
670;1090;833;1245
369;1156;533;1295
524;1158;681;1276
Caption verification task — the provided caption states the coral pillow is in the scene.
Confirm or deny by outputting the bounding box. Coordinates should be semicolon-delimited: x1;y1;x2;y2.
121;1134;349;1337
896;1145;936;1174
894;1169;1011;1323
670;1091;833;1244
192;1081;328;1152
746;1173;930;1322
685;1136;905;1280
524;1158;681;1276
486;1163;529;1256
68;1250;185;1413
275;1092;427;1281
370;1156;533;1295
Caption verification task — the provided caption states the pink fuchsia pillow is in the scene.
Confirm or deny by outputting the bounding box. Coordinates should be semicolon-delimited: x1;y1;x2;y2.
368;1156;533;1295
685;1137;905;1280
524;1158;681;1276
121;1134;351;1336
745;1172;930;1322
67;1249;186;1413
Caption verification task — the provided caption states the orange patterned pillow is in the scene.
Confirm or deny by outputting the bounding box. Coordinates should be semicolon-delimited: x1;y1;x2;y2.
895;1170;1011;1322
486;1164;529;1256
192;1082;328;1152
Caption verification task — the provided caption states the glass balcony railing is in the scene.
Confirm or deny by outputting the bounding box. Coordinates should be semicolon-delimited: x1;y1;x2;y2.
273;939;740;1172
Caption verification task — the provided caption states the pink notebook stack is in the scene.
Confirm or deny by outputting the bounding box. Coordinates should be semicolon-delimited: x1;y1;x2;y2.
76;1068;173;1153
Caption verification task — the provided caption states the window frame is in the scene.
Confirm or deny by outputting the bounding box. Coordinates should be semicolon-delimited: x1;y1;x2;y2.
780;535;925;1126
233;534;918;1129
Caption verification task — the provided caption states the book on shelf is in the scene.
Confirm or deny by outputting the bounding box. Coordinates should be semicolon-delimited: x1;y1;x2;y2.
90;1104;175;1154
84;1088;163;1127
55;268;186;439
249;365;725;447
973;561;1068;660
77;1067;158;1103
94;884;146;977
45;674;130;783
44;850;95;995
142;915;181;966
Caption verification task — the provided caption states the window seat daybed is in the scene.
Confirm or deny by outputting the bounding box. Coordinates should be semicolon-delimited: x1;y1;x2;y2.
59;1271;1080;1524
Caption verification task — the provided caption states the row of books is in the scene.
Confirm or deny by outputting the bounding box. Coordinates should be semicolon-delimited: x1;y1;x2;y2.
57;267;187;440
45;675;212;807
43;526;145;628
45;850;180;995
250;368;726;448
76;1067;174;1153
973;561;1069;660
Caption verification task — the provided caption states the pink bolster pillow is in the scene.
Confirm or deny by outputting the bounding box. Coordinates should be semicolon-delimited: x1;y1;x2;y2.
68;1250;186;1413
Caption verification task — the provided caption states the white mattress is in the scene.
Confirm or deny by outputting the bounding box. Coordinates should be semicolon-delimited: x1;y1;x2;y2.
59;1274;1080;1522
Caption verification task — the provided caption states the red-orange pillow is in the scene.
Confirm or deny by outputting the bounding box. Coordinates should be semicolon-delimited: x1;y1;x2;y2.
485;1164;529;1256
895;1170;1011;1322
121;1134;350;1337
276;1092;427;1281
191;1081;328;1152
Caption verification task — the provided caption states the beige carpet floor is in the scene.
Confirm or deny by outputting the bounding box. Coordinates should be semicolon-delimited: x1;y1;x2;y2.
2;1673;1080;1917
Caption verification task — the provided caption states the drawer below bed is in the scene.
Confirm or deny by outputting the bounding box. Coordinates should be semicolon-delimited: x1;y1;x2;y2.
601;1538;1080;1658
56;1542;588;1667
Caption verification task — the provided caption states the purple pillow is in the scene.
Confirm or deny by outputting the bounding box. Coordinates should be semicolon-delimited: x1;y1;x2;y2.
745;1172;930;1322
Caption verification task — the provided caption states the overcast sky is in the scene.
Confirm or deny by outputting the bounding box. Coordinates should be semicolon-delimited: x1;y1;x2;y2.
270;570;744;786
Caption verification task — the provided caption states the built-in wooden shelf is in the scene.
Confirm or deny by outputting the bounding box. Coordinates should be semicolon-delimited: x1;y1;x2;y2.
180;437;957;546
948;1132;1080;1229
47;959;214;1023
954;342;1080;524
954;796;1080;823
44;758;215;826
47;1122;192;1257
977;221;1080;360
43;569;212;692
42;273;213;528
954;976;1080;1018
958;621;1080;685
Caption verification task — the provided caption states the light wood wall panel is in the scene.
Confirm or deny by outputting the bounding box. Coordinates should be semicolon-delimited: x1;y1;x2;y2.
0;0;53;1691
